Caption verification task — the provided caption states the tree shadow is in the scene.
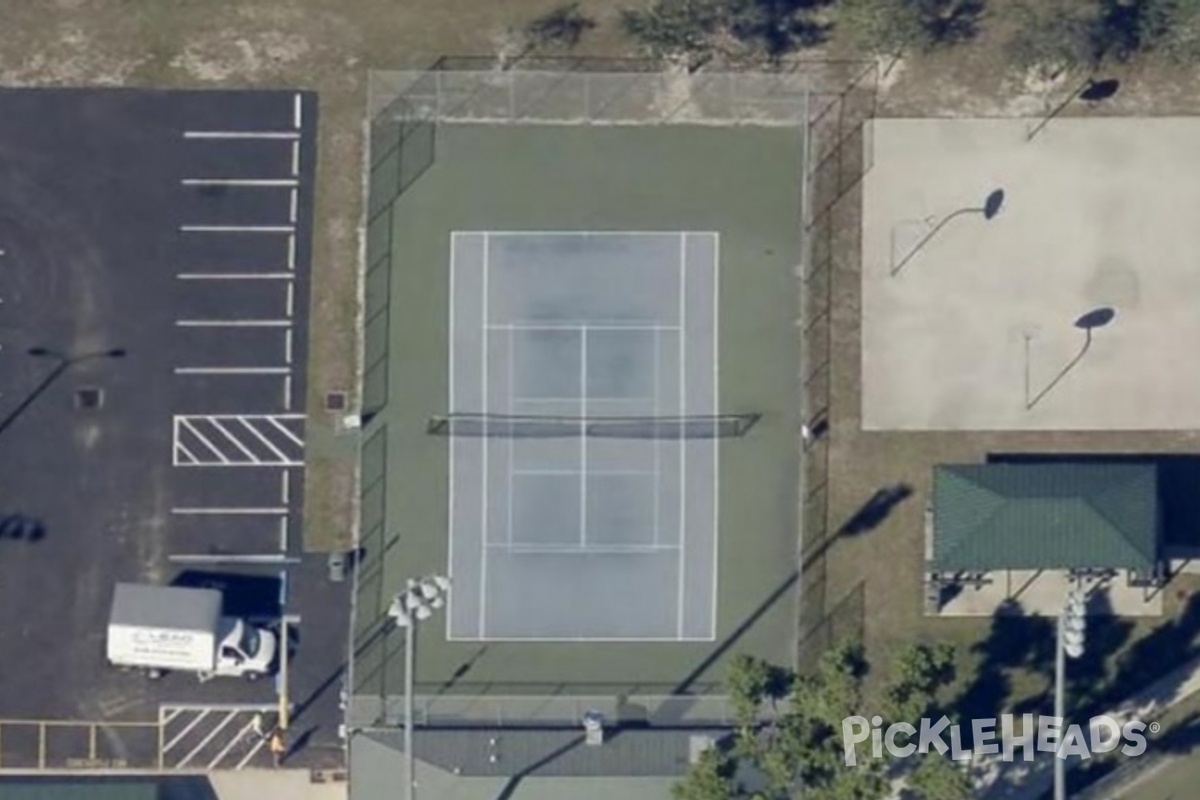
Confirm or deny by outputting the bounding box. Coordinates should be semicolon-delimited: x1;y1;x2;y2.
836;484;912;537
1066;589;1135;711
0;514;46;542
921;0;987;48
520;3;596;55
1099;591;1200;709
730;0;834;58
955;599;1056;727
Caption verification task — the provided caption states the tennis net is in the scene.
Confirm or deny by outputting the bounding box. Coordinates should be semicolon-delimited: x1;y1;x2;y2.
426;412;760;439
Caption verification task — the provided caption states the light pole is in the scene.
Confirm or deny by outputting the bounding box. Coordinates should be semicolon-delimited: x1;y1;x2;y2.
890;189;1005;276
1054;586;1087;800
388;575;450;800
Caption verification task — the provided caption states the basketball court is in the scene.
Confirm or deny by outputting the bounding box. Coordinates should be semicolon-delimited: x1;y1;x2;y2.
444;231;721;641
862;117;1200;431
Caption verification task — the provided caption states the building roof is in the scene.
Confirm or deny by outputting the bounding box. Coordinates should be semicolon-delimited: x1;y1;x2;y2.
931;463;1159;572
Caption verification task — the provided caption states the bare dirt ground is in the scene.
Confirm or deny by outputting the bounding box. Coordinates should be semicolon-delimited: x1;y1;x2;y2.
7;0;1200;721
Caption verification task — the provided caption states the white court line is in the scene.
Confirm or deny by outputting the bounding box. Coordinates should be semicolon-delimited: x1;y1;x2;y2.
209;417;262;464
176;320;292;328
180;418;231;464
447;232;458;634
181;178;297;187
293;93;303;129
288;188;298;224
479;231;490;639
181;225;295;234
465;230;711;237
177;711;241;769
511;396;654;403
281;470;291;504
175;367;291;375
283;375;293;410
162;710;210;754
677;232;688;640
265;415;304;448
172;507;288;515
710;231;721;639
284;329;293;364
513;468;655;477
287;235;296;271
486;544;679;554
184;130;300;140
486;323;679;332
177;273;295;281
580;327;588;548
290;140;300;176
653;326;661;547
507;325;515;549
286;282;295;317
237;418;293;463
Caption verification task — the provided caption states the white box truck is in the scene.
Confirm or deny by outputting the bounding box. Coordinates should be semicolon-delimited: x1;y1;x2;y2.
106;582;277;681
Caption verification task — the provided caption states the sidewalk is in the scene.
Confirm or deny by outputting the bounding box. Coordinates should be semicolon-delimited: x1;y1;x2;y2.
973;652;1200;799
208;770;347;800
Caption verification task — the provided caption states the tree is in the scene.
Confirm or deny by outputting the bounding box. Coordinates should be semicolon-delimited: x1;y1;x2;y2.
523;3;597;52
883;642;955;724
673;641;960;800
1005;0;1103;78
620;0;830;68
672;745;736;800
836;0;984;61
906;750;973;800
620;0;726;68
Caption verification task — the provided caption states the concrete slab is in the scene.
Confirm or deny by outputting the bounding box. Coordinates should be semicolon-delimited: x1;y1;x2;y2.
932;569;1163;617
862;118;1200;431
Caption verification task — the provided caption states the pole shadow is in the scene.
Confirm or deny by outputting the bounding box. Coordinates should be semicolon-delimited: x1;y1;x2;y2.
1025;308;1116;410
890;189;1004;276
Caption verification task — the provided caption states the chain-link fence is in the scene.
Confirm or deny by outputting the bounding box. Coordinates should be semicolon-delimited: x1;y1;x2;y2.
796;60;878;671
350;692;782;729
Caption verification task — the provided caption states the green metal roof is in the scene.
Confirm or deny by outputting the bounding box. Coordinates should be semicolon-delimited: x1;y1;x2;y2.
931;463;1159;572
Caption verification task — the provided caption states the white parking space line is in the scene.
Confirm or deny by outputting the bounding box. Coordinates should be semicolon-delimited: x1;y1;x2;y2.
172;507;289;515
180;225;295;233
283;375;293;410
265;416;304;448
287;235;296;270
174;439;201;466
183;131;300;140
209;417;263;464
285;283;295;317
209;719;257;769
180;418;231;464
278;515;288;552
232;729;268;770
181;178;298;187
169;553;299;564
293;93;303;129
175;367;291;375
290;141;300;176
177;273;296;281
176;320;292;327
162;709;210;754
177;712;241;769
284;329;293;364
280;469;291;504
237;418;293;464
161;707;185;726
288;188;298;223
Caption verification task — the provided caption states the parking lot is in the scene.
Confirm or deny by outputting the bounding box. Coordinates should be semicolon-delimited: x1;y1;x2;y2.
0;89;346;770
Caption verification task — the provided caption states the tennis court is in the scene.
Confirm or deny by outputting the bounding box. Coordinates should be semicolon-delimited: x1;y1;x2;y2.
445;231;719;641
349;69;808;714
